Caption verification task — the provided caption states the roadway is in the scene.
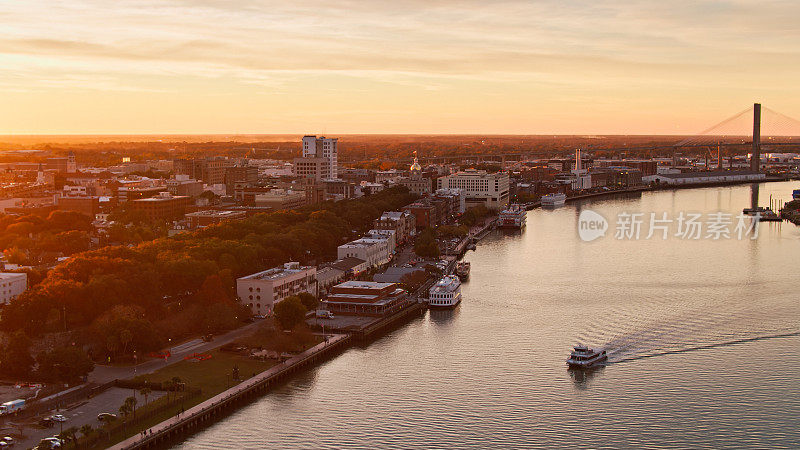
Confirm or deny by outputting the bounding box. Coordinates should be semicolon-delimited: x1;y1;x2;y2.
89;320;262;384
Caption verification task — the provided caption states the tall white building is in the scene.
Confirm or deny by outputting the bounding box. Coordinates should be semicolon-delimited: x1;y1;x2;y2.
571;148;591;190
0;272;27;305
302;135;338;180
437;169;509;209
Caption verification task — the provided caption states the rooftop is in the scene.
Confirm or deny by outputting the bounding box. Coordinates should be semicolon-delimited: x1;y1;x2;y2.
0;272;26;280
655;170;763;179
186;210;245;218
239;262;313;281
335;280;395;290
329;257;367;272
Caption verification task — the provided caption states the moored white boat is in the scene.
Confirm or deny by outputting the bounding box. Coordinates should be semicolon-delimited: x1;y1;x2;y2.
499;204;527;228
541;193;567;208
429;275;462;308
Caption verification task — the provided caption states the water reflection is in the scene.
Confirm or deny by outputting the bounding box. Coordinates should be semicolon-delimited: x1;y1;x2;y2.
750;183;760;209
568;365;606;389
428;307;460;325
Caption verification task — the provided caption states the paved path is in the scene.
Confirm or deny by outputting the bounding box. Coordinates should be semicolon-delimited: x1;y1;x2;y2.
89;321;262;384
6;321;263;449
111;333;351;450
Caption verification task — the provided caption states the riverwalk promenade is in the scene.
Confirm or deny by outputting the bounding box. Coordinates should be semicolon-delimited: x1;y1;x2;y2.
112;333;351;450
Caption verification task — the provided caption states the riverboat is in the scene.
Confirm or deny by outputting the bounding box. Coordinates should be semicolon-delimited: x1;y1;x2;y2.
541;193;567;208
566;344;607;369
428;275;462;308
499;204;526;228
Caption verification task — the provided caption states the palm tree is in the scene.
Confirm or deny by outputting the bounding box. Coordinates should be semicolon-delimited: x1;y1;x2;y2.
62;426;78;448
119;402;131;420
163;380;173;402
124;396;138;421
79;423;94;441
139;387;152;407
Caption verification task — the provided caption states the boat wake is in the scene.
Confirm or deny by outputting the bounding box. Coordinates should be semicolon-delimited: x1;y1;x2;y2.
574;293;799;364
610;331;800;364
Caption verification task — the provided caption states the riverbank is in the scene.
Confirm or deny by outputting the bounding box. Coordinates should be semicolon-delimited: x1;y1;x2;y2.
170;181;800;449
521;176;792;211
112;333;351;450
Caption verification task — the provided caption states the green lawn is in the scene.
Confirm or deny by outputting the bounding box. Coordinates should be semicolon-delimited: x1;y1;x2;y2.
93;350;275;448
99;332;321;448
132;348;275;396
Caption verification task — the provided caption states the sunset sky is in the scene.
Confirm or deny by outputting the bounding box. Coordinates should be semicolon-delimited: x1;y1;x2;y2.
1;0;798;135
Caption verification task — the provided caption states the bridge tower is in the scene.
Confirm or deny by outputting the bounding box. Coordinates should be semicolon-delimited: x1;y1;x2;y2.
751;103;761;172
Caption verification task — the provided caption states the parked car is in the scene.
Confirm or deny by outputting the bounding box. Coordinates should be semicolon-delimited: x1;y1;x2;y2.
97;412;117;422
39;417;54;428
38;437;61;448
49;414;67;423
315;310;334;319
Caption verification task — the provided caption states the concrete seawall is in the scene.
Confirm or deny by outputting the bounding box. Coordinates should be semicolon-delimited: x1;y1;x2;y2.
112;333;352;450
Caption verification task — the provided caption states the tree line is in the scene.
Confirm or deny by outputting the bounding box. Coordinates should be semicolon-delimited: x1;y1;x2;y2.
0;186;416;380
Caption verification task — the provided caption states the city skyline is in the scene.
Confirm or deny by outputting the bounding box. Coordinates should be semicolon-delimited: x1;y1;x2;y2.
1;1;799;135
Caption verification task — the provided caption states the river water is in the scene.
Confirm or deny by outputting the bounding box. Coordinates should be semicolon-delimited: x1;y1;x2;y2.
178;182;800;449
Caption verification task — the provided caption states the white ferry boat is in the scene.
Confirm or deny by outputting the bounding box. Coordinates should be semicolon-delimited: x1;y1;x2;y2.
541;193;567;208
428;275;462;308
499;204;527;228
566;344;607;369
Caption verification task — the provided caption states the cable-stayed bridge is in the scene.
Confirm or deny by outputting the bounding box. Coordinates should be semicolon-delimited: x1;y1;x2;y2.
341;104;800;169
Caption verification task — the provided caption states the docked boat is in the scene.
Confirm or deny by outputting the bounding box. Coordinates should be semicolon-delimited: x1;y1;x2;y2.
541;193;567;208
455;261;470;280
498;204;527;228
428;275;462;308
743;206;782;221
566;344;607;369
743;206;769;215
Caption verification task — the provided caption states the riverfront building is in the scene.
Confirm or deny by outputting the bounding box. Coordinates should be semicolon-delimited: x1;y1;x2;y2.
643;171;766;186
237;262;317;315
322;281;410;316
0;272;27;305
437;169;509;209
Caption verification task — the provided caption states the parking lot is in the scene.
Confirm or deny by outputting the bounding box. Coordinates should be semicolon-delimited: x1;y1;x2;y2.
13;387;166;449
